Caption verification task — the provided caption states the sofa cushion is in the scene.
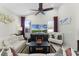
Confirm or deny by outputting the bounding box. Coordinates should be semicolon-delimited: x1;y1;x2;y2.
17;35;24;41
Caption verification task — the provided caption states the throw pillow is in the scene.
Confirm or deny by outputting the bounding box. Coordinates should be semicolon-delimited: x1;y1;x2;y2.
17;35;24;41
57;35;62;40
10;48;18;56
52;35;55;39
65;48;72;56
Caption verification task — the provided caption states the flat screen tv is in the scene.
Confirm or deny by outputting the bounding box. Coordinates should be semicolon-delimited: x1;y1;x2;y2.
32;24;47;33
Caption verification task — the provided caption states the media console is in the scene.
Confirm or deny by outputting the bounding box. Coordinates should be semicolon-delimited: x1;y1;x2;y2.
29;33;50;53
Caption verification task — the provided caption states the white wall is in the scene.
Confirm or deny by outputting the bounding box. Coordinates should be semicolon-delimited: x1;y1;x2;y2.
26;9;58;24
58;4;79;50
0;7;20;40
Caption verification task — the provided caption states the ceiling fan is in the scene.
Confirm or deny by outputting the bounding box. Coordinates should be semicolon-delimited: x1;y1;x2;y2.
31;3;54;15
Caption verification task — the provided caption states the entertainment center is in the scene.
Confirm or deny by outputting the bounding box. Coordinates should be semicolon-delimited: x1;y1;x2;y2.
29;33;50;53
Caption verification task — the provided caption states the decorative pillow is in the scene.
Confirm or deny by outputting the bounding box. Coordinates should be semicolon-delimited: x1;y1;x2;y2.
52;35;55;39
57;35;62;40
65;48;72;56
10;47;18;56
17;35;24;41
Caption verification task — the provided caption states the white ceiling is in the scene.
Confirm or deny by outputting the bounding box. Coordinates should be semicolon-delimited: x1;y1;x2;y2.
0;3;62;16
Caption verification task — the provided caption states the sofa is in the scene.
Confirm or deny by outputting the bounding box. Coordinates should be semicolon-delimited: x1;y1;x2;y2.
0;35;26;53
48;32;63;45
48;32;63;52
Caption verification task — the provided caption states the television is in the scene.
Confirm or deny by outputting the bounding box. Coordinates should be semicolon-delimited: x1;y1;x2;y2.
32;24;47;33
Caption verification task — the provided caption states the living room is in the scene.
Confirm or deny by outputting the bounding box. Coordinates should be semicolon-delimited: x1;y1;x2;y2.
0;3;79;56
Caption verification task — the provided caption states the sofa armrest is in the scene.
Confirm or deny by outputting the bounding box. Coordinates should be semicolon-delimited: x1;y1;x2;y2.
48;38;63;45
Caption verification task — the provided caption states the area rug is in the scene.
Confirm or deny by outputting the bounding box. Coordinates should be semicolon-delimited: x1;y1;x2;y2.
21;44;56;54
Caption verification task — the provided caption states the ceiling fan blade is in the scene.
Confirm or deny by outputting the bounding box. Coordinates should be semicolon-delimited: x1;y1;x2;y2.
39;3;43;10
43;8;53;11
35;11;40;15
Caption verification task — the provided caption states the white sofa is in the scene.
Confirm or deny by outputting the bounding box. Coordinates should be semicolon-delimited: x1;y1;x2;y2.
48;32;63;45
0;35;26;53
48;32;63;52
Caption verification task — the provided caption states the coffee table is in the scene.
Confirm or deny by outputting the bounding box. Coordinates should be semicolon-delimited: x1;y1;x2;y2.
29;41;50;53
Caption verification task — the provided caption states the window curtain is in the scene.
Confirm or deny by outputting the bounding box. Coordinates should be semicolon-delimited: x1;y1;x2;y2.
77;40;79;51
54;16;58;32
21;16;25;39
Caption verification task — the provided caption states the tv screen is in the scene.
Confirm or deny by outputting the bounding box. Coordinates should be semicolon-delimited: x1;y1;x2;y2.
32;24;47;33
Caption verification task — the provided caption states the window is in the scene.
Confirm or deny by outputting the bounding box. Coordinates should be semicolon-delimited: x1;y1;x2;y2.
25;20;31;32
47;20;54;33
25;20;31;29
